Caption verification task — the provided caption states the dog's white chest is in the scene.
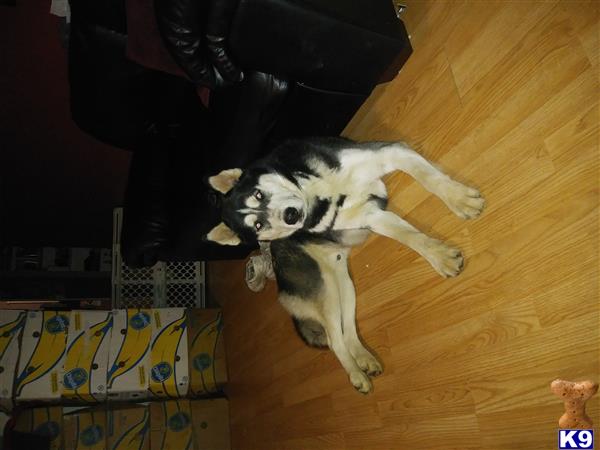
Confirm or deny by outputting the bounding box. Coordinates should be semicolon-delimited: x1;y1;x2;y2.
335;192;378;229
302;166;387;231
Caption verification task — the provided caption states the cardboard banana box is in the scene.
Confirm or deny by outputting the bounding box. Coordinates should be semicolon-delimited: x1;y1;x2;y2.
150;399;194;450
63;406;107;450
107;309;152;401
0;310;26;411
15;311;69;403
107;404;150;450
149;308;189;399
187;309;228;397
63;310;113;403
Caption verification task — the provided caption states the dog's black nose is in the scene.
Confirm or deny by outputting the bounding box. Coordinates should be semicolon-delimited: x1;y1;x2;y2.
284;207;300;225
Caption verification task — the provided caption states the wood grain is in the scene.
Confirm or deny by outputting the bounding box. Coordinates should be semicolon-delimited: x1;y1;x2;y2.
209;1;599;448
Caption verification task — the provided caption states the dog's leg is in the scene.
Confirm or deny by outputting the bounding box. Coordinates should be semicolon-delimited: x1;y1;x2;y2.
367;209;464;278
380;142;485;219
287;243;375;393
279;271;373;392
335;257;382;376
321;277;373;394
344;142;485;219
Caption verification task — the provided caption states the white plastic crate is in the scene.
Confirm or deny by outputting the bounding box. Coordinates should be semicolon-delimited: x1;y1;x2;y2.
111;208;205;308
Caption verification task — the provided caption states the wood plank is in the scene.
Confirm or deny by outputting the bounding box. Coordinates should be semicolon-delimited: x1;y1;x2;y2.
344;414;481;450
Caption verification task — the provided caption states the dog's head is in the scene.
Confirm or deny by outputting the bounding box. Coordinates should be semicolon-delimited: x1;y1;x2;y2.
206;167;307;245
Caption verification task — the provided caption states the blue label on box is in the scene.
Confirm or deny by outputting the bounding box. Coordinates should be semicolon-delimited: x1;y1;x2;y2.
129;312;151;330
80;424;104;446
167;412;191;432
151;362;173;383
64;367;89;390
45;314;69;334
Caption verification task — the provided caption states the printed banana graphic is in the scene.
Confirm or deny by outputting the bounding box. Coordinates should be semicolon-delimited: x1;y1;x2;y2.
107;310;152;388
190;312;222;394
15;311;69;396
0;312;26;361
111;408;150;450
63;313;113;402
149;313;187;398
157;401;193;450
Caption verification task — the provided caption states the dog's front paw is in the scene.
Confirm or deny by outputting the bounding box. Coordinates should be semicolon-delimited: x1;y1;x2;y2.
442;180;485;220
349;370;373;394
354;352;383;377
424;240;464;278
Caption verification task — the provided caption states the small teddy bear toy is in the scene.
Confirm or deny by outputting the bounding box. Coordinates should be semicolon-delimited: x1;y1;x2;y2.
551;379;598;429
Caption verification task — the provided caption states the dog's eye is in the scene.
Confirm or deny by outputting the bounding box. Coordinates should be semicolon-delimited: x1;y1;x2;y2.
254;190;263;200
255;222;262;230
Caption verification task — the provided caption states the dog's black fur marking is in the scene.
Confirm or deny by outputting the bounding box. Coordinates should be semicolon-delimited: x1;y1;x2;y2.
304;197;332;230
292;317;328;348
271;237;323;299
326;194;348;231
369;194;388;210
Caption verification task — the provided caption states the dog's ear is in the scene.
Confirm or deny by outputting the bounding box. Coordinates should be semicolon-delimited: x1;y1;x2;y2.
205;222;241;246
208;168;242;194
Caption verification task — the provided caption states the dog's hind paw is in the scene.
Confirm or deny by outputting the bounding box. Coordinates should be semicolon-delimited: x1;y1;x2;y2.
350;371;373;394
441;180;485;220
355;352;383;377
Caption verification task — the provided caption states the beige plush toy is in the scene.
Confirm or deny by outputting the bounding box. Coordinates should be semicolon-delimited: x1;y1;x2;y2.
551;379;598;429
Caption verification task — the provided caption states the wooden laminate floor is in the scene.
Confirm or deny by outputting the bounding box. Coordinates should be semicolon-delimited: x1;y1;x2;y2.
208;1;599;448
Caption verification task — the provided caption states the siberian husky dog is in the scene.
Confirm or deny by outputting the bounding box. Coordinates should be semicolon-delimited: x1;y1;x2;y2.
206;137;485;393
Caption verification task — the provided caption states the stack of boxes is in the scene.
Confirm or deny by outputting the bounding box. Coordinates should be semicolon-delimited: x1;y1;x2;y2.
0;308;230;449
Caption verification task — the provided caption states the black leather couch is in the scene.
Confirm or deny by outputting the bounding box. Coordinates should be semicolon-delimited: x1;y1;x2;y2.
68;0;412;267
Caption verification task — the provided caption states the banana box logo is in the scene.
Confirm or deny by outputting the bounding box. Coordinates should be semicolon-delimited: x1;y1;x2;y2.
107;405;150;450
0;310;26;411
149;308;189;399
15;311;69;402
150;400;193;450
13;406;64;450
64;407;107;450
63;311;113;403
187;309;227;396
107;309;152;401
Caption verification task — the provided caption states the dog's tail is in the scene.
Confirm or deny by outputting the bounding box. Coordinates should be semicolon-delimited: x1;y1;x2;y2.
292;317;328;348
